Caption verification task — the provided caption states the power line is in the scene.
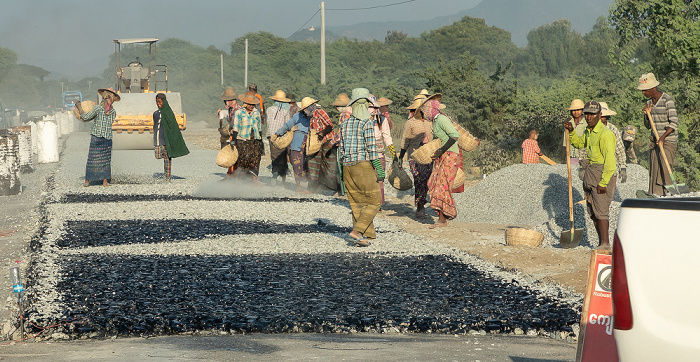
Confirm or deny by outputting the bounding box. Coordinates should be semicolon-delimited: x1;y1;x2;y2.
287;9;321;39
286;0;418;39
327;0;417;11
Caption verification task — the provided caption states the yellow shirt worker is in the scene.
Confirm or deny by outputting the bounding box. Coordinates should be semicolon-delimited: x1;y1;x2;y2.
564;100;616;249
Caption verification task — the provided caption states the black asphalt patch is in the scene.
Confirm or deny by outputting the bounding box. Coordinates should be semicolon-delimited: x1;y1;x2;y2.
39;253;579;338
57;219;356;248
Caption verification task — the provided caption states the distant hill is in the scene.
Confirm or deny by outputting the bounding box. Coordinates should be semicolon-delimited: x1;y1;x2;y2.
316;0;612;47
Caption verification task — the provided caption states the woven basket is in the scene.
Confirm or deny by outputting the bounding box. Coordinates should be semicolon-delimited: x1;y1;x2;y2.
453;168;466;188
388;162;413;191
307;129;322;155
452;121;480;152
216;144;238;168
411;139;441;164
270;126;297;149
505;228;544;247
73;100;96;119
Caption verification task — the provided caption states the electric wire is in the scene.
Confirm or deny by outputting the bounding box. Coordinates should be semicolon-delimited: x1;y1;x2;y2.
286;0;418;39
287;9;321;39
327;0;417;11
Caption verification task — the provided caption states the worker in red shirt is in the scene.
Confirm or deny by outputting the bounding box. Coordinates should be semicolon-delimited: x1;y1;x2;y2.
522;129;543;164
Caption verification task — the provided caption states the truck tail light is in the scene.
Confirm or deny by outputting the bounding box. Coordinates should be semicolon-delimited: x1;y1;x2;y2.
612;232;633;330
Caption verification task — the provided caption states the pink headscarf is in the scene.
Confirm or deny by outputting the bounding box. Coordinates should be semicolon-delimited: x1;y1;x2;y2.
420;99;441;121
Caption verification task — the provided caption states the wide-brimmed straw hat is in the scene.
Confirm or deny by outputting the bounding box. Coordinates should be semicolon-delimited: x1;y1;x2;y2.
220;87;238;101
332;93;350;107
269;90;291;102
406;98;422;110
599;102;617;117
238;91;258;105
567;99;584;110
297;96;318;111
346;88;372;107
377;97;392;106
98;88;120;102
638;72;660;90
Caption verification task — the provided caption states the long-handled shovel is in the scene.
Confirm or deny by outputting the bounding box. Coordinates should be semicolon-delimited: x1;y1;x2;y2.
645;109;690;195
560;130;583;248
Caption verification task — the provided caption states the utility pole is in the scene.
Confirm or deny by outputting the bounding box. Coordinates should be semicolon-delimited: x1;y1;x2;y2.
244;38;248;89
220;54;224;86
320;1;326;85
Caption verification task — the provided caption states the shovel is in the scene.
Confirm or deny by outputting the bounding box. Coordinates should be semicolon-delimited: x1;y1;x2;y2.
560;130;583;248
539;154;557;165
645;109;690;195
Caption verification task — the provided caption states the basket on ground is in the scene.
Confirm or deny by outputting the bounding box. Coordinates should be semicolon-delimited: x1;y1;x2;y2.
216;144;238;168
306;129;322;155
453;168;466;188
411;139;441;164
270;126;297;149
73;100;96;119
505;228;544;247
451;121;480;152
388;162;413;191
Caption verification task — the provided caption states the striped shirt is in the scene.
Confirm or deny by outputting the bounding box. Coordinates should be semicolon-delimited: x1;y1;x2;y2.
645;93;679;144
266;105;291;137
231;108;262;140
569;121;617;187
401;116;434;160
339;116;379;166
81;104;116;140
605;122;626;176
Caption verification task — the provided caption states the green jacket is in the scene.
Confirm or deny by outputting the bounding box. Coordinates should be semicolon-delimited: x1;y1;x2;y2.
160;99;189;158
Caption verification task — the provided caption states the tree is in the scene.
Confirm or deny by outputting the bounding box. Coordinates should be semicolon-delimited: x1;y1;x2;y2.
521;19;585;77
385;30;407;45
610;0;700;77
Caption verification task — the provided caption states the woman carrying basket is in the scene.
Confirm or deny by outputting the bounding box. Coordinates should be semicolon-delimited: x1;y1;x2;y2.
417;93;460;229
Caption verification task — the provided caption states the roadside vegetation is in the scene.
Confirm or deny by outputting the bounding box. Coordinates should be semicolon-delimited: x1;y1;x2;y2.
1;0;698;189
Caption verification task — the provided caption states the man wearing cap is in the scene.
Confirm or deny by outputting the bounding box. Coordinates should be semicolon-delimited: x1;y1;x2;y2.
564;100;616;249
76;87;120;187
599;102;627;184
398;97;433;219
564;99;587;168
638;72;680;196
266;90;293;186
338;88;385;246
230;91;264;182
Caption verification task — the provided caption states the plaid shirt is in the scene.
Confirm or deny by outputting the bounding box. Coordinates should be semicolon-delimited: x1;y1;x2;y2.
81;104;116;140
310;108;336;144
339;115;379;166
231;108;262;140
645;92;679;144
521;139;541;164
606;122;627;176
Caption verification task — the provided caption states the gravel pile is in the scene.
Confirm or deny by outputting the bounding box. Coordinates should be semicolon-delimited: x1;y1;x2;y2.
454;163;651;248
22;132;583;340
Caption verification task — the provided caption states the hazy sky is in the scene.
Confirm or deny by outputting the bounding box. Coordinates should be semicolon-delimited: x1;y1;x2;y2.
0;0;481;79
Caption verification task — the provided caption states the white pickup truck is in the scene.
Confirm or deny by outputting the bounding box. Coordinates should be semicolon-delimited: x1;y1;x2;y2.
612;197;700;360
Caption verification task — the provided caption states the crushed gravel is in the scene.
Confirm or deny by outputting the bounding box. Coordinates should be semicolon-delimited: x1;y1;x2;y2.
22;132;585;340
